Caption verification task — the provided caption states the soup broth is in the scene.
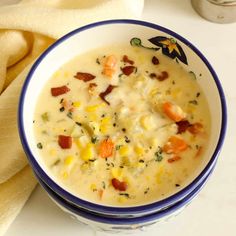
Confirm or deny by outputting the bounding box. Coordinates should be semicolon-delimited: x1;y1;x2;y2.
34;45;210;206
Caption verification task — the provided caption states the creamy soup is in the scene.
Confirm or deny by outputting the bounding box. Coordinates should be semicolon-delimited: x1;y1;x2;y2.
34;45;210;206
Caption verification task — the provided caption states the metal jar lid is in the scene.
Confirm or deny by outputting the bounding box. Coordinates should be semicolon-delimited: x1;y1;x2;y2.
191;0;236;23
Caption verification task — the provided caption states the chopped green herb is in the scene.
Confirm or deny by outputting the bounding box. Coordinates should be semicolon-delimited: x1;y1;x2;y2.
60;107;65;112
116;145;122;150
189;71;197;80
52;159;60;167
175;184;180;187
91;136;99;144
37;142;43;149
172;80;176;85
124;136;130;143
122;128;126;132
76;122;82;126
110;162;115;167
41;112;49;122
119;165;124;168
33;120;35;123
89;159;97;162
96;58;100;65
60;98;64;104
139;159;145;163
196;92;201;98
118;73;123;78
67;111;73;119
113;123;117;127
102;181;106;189
155;147;163;162
101;114;105;118
119;193;130;198
144;187;150;194
189;100;198;105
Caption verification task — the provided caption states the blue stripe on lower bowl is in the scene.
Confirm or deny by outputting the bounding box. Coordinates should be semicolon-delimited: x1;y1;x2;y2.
36;165;213;226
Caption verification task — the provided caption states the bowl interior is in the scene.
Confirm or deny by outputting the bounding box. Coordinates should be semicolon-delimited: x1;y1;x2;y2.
19;20;226;209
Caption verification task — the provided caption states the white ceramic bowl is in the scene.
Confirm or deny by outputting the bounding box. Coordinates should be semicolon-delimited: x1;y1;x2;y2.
18;20;227;218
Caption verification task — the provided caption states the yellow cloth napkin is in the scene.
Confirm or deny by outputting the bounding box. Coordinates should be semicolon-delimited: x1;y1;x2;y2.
0;0;144;235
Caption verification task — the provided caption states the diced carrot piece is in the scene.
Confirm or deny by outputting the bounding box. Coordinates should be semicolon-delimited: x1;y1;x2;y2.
168;155;181;163
98;189;104;200
163;136;188;154
102;55;117;78
111;178;128;191
162;102;186;122
51;85;70;96
188;123;204;135
58;135;72;149
195;146;203;158
99;138;114;158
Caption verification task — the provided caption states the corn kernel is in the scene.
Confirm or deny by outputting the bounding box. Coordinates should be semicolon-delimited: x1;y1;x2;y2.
118;196;127;203
73;101;81;108
134;146;144;156
85;103;104;112
149;88;159;97
140;115;153;130
62;171;68;179
172;88;182;99
111;167;123;180
156;167;164;184
88;113;98;121
74;138;82;149
145;176;150;181
80;162;89;171
90;183;97;191
49;149;56;156
80;143;93;161
100;116;111;134
137;162;145;168
119;145;130;156
64;155;74;166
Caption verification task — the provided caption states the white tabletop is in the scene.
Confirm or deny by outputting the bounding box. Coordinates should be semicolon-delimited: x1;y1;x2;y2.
4;0;236;235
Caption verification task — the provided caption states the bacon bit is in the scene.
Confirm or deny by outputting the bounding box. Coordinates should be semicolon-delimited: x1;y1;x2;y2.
163;102;186;122
74;72;95;82
176;120;191;134
102;55;117;78
99;85;117;105
121;66;136;76
157;71;169;81
195;146;203;158
62;99;74;112
188;123;204;135
163;136;188;154
111;178;128;191
51;85;70;97
168;156;181;163
58;135;72;149
122;55;134;65
88;83;97;95
152;56;159;65
98;189;104;200
99;138;114;158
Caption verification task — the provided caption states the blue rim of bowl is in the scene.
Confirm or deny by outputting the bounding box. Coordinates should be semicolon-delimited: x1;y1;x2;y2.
18;19;227;215
37;167;212;225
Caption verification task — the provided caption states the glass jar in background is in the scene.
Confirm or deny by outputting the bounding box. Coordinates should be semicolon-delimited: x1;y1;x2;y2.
191;0;236;23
